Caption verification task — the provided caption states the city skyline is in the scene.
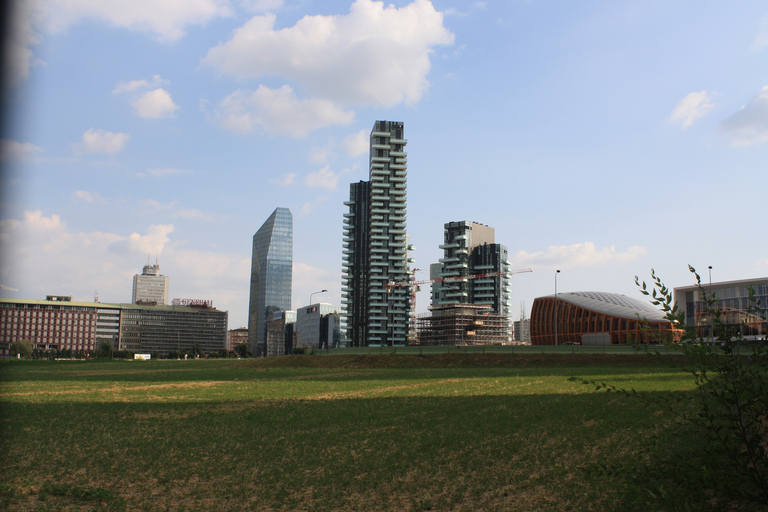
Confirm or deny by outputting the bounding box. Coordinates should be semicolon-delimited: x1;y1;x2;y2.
2;1;767;329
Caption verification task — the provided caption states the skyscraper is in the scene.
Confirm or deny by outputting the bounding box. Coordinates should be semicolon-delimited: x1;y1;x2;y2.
132;261;169;305
248;207;292;356
342;121;409;346
431;221;510;317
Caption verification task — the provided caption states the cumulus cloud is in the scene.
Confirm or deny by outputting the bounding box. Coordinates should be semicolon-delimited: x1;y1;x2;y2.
113;75;169;94
304;165;344;190
269;173;297;186
137;167;193;178
240;0;283;13
721;85;768;147
212;86;355;137
299;196;330;216
0;210;250;324
1;139;43;161
132;88;180;118
71;190;107;204
203;0;454;107
669;90;715;128
510;242;647;269
293;262;338;308
341;129;369;157
72;129;130;155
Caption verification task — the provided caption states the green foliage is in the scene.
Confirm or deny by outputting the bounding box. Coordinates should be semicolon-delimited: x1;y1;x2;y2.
575;266;768;510
10;339;32;358
233;342;251;358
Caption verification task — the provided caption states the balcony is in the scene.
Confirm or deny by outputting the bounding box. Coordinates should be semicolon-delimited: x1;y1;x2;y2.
371;131;391;138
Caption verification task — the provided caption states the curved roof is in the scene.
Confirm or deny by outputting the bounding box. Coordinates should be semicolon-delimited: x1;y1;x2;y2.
540;291;669;322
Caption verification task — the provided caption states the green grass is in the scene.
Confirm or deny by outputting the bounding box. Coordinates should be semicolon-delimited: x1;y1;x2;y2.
0;356;696;511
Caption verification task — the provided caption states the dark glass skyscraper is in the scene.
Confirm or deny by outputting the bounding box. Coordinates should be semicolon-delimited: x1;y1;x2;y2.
248;207;292;356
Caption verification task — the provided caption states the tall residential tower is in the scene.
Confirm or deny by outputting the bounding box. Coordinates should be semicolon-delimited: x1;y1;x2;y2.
248;207;292;356
342;121;409;346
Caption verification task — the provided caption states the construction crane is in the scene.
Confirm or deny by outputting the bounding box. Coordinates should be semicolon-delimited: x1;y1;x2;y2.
387;268;533;342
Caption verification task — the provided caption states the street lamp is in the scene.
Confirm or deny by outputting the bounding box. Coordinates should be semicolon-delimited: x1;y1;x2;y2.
309;289;327;306
554;270;560;346
708;266;713;341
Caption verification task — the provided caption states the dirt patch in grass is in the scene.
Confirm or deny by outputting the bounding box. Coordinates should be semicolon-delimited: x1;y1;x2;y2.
236;353;662;370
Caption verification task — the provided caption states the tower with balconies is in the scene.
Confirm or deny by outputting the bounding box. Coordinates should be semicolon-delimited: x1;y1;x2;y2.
431;221;510;318
342;121;409;346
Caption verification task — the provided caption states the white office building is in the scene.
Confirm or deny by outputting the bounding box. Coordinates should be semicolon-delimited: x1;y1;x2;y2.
296;303;340;349
132;263;169;305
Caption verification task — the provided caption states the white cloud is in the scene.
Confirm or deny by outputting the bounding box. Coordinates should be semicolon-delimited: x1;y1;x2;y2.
212;86;355;137
309;147;334;165
132;88;180;118
510;242;647;269
293;262;338;308
42;0;232;42
137;168;193;178
269;172;297;187
299;196;330;216
341;129;369;157
754;18;768;50
669;90;715;129
721;85;768;147
71;190;107;204
203;0;454;108
0;210;250;325
1;139;43;161
303;165;343;190
113;75;169;94
141;199;223;222
72;129;130;155
240;0;283;13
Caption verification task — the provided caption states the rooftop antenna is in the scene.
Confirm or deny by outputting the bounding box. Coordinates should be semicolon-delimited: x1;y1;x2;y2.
94;290;99;303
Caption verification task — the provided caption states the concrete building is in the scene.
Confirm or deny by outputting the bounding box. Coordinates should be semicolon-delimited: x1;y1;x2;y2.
132;262;169;305
417;304;509;346
248;207;293;356
672;277;768;340
530;291;681;345
342;121;409;346
295;303;340;349
513;318;531;344
0;297;227;357
266;310;295;357
227;327;248;351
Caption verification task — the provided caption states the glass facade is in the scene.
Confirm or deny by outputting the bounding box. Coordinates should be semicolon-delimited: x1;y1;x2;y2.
249;207;293;356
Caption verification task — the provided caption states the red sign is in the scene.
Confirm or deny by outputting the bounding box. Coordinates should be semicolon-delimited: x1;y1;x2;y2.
172;298;213;307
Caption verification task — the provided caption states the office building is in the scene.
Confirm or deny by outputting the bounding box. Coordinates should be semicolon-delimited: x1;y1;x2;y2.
431;221;510;317
132;262;169;305
266;310;295;357
530;291;681;345
0;297;227;357
248;208;293;356
296;303;340;349
672;277;768;340
342;121;409;346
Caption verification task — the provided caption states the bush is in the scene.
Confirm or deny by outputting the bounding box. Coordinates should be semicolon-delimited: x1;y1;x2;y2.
574;266;768;510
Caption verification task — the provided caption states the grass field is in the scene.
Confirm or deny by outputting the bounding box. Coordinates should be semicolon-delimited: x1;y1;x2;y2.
0;354;696;511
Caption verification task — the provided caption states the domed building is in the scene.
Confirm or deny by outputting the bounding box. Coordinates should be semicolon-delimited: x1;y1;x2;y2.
530;291;681;345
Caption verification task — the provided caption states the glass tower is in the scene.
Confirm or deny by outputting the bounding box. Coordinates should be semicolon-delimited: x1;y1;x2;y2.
248;207;292;356
342;121;409;346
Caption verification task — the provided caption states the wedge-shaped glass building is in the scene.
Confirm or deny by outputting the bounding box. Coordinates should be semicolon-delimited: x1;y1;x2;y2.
248;207;292;356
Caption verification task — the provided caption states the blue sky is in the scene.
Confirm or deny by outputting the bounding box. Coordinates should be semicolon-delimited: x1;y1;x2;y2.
2;0;767;329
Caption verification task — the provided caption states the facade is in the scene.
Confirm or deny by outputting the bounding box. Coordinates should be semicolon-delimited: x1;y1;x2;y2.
530;291;681;345
0;297;227;357
0;297;108;356
417;304;509;346
342;121;410;346
248;207;293;356
431;221;510;317
295;303;340;349
266;310;296;357
513;318;531;344
132;263;169;305
672;277;768;340
119;303;228;356
227;327;249;351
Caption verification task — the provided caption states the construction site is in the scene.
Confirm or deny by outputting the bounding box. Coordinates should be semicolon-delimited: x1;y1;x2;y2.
415;304;510;346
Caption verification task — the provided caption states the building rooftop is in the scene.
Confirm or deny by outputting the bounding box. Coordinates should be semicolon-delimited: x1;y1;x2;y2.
540;291;668;321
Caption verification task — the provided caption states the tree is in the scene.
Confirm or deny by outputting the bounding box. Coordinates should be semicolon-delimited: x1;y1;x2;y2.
234;343;251;358
11;339;33;358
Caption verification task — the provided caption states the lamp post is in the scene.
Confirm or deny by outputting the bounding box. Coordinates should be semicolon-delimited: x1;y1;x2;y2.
554;270;560;346
309;289;327;306
708;266;713;342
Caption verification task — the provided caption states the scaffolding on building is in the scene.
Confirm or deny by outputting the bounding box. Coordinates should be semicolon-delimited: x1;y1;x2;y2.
416;304;510;346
